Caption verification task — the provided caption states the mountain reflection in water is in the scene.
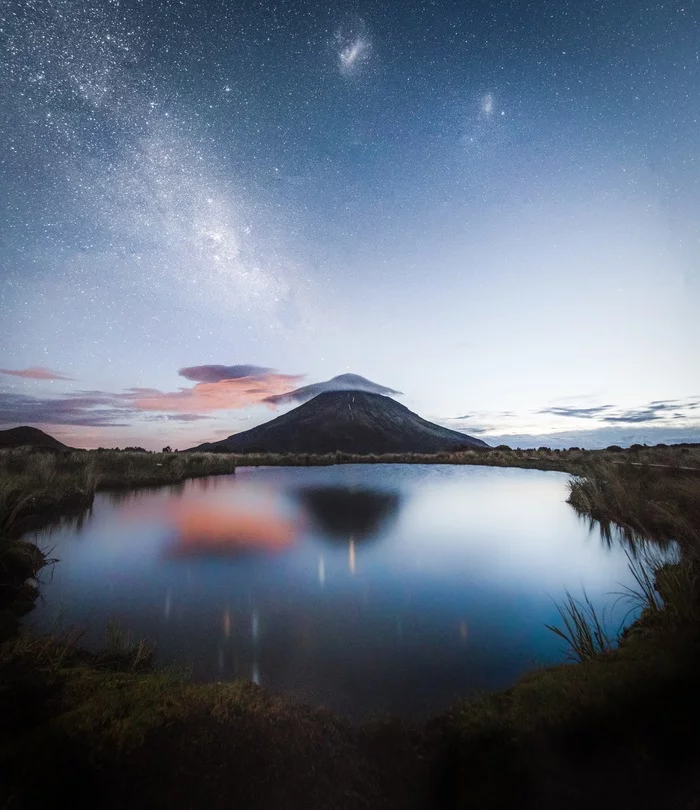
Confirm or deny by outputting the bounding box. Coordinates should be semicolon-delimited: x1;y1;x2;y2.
296;486;401;542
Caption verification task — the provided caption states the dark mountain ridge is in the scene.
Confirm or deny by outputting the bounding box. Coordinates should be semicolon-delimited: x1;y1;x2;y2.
189;390;488;454
0;426;71;450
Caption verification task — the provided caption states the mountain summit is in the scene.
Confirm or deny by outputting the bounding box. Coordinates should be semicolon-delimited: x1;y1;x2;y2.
263;373;401;406
189;391;488;454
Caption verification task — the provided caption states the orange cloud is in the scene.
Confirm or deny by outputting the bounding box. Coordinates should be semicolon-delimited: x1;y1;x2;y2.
0;366;74;380
130;373;304;413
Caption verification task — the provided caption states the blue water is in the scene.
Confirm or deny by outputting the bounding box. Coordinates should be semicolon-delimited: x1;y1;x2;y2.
28;464;638;719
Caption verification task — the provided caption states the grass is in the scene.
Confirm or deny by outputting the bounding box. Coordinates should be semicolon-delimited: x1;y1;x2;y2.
0;447;238;536
0;482;55;643
437;626;700;809
545;588;616;662
0;634;430;810
3;618;698;809
184;441;700;472
565;461;700;634
567;461;700;550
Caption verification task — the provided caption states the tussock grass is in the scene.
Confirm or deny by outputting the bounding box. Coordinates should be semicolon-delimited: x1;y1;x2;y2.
0;448;238;535
567;462;700;633
567;462;700;549
546;589;615;662
100;621;154;672
197;442;700;471
0;480;56;641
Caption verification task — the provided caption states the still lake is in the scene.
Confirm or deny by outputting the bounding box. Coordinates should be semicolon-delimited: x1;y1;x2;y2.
28;464;637;719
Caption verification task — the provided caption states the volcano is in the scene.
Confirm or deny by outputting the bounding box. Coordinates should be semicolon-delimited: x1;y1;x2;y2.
189;391;488;454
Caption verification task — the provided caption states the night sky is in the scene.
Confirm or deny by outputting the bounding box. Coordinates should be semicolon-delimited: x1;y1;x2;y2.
1;0;698;449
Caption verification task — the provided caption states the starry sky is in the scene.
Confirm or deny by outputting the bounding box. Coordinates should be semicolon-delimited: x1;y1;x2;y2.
1;0;699;450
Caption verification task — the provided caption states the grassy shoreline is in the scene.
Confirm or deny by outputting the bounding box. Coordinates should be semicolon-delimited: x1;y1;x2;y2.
2;442;698;531
0;448;238;538
2;447;699;808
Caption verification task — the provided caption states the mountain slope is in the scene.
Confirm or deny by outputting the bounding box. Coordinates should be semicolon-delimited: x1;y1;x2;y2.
0;426;71;450
189;391;488;454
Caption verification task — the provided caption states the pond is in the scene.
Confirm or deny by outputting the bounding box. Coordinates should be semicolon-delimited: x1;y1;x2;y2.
28;464;639;719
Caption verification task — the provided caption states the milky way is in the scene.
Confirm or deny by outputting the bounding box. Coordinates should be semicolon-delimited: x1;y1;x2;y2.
1;0;302;338
1;0;699;448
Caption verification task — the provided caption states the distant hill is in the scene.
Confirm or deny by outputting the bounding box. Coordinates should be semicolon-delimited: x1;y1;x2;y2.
0;426;71;450
189;391;489;454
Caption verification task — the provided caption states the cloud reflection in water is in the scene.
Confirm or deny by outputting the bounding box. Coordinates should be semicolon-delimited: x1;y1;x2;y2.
165;500;300;558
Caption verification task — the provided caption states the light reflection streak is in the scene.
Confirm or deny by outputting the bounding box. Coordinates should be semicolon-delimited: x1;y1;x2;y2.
349;536;356;575
318;555;325;586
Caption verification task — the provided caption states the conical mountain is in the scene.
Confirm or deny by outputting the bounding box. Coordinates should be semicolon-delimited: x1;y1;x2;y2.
189;391;488;454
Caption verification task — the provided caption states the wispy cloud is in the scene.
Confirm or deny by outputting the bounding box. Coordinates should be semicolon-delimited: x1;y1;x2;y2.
539;398;700;424
178;365;273;383
438;397;700;447
0;366;74;381
0;391;131;426
539;405;615;418
142;413;212;422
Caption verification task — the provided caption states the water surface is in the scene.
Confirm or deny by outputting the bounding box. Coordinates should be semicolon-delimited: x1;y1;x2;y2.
29;464;637;719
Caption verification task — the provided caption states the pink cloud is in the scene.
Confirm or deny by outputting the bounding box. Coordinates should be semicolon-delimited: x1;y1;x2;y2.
128;373;304;414
0;366;74;381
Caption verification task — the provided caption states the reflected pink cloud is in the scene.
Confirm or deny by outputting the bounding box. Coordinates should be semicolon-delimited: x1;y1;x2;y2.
165;500;301;557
